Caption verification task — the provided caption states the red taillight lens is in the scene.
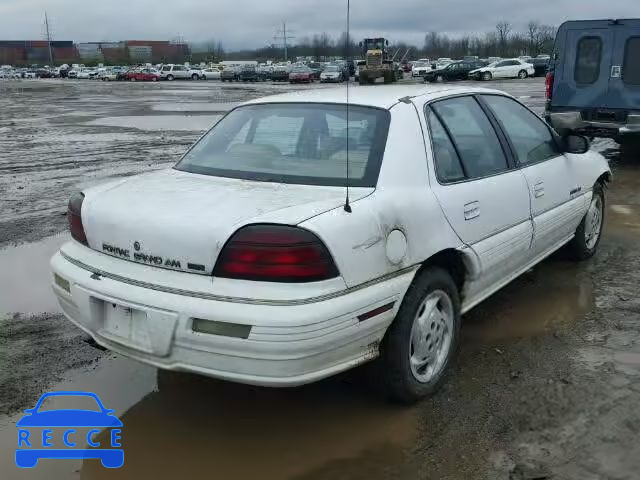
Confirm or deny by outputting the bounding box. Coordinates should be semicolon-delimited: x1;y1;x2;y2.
545;72;554;100
67;192;88;246
214;225;339;283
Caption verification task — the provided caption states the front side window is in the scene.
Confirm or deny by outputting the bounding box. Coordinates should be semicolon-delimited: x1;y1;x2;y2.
176;103;391;187
623;37;640;85
575;36;602;84
431;96;508;179
482;95;560;166
495;61;509;68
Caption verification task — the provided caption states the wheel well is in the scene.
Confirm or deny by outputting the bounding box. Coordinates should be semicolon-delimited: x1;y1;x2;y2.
417;249;467;295
597;171;611;187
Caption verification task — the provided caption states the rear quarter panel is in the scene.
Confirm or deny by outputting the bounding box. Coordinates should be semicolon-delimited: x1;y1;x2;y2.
301;102;463;288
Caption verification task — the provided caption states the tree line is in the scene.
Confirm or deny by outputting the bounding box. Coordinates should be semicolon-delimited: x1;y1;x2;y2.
194;20;556;63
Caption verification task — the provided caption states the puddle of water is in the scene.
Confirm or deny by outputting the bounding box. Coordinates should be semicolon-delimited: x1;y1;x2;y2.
152;102;239;112
85;115;220;132
78;373;417;480
0;356;156;480
607;204;640;235
0;234;68;314
0;356;417;480
463;261;594;344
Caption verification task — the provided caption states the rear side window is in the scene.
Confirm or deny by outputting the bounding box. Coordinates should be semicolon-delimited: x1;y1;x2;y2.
431;96;508;179
426;110;465;183
575;37;602;84
623;37;640;85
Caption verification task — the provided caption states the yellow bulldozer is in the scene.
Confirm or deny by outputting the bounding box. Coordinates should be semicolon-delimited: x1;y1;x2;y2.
358;38;400;85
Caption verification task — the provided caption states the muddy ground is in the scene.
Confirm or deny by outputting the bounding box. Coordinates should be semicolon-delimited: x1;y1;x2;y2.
0;77;639;480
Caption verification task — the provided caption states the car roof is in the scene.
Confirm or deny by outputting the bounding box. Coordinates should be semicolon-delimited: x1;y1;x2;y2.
242;85;509;110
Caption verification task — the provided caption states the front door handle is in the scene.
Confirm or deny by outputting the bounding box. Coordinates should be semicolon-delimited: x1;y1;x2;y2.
533;181;545;198
464;201;480;220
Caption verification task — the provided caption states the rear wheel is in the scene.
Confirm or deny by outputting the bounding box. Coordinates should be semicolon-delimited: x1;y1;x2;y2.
567;183;605;260
435;74;444;83
375;267;461;403
191;73;199;80
129;77;136;82
518;69;528;79
151;77;158;82
482;72;492;81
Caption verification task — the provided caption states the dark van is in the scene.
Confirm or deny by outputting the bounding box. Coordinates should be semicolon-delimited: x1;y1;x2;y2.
546;19;640;145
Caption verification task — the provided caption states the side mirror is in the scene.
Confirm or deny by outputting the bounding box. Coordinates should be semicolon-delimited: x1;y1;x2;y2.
564;134;590;154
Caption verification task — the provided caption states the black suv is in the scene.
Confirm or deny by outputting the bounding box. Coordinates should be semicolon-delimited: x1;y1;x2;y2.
424;61;488;83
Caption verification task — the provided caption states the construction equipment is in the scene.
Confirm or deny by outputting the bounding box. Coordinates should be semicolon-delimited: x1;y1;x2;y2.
358;38;398;85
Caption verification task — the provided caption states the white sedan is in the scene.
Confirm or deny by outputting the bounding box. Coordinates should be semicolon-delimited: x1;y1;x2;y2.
51;86;610;402
470;58;535;81
201;68;221;80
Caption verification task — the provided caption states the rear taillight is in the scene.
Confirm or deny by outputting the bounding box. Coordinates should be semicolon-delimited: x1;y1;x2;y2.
214;225;339;283
67;192;88;246
545;72;554;100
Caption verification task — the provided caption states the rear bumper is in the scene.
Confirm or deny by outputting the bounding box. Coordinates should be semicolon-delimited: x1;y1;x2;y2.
547;111;640;136
51;245;415;387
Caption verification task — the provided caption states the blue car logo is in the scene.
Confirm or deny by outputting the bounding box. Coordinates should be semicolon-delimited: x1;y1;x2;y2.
15;391;123;468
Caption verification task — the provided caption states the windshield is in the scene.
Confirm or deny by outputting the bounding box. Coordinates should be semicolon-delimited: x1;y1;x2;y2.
292;67;310;73
324;66;339;72
176;103;391;187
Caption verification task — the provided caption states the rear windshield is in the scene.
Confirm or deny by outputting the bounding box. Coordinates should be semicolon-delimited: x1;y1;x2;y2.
574;36;602;84
175;103;391;187
623;37;640;85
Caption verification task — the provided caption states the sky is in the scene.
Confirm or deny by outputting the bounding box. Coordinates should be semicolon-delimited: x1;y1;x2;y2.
0;0;638;50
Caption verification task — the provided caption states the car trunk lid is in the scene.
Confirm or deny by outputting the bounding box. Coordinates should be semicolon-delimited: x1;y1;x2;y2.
82;169;370;275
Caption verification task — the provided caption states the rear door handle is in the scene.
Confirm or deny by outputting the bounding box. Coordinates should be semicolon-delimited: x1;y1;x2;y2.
464;201;480;220
533;181;545;198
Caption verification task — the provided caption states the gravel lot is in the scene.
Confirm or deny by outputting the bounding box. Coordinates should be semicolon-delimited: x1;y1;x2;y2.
0;77;638;480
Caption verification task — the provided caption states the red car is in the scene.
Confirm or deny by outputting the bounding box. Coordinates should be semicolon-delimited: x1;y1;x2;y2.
289;66;314;84
125;69;160;82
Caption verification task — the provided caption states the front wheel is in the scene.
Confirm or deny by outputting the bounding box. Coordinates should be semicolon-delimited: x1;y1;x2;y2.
518;70;528;79
151;77;158;82
375;267;461;403
482;72;492;81
435;74;444;83
166;75;174;81
191;74;199;80
567;183;605;260
129;77;136;82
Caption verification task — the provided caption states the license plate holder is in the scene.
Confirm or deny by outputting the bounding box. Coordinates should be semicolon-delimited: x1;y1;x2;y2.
101;302;153;353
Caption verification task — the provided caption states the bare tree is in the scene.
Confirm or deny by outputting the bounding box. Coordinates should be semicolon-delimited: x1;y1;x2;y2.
527;21;540;55
496;21;512;56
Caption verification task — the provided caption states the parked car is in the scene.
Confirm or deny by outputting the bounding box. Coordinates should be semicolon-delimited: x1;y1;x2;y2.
320;65;344;83
52;86;610;403
528;58;549;77
159;64;190;81
545;18;640;148
354;60;365;82
220;67;237;82
434;58;454;69
289;65;314;83
202;68;221;80
76;68;98;80
307;62;323;80
424;61;488;83
125;68;160;82
239;64;260;82
98;69;118;81
411;61;432;77
188;66;205;80
331;60;350;80
270;65;290;82
35;68;54;78
67;69;78;79
469;58;535;81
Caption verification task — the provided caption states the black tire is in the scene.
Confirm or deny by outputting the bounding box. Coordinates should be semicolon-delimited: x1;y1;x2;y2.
375;267;461;403
518;70;528;79
191;74;199;80
166;74;174;81
435;74;444;83
566;183;605;260
482;72;492;81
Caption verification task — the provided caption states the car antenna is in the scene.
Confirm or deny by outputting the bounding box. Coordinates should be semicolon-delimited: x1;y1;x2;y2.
344;0;352;213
